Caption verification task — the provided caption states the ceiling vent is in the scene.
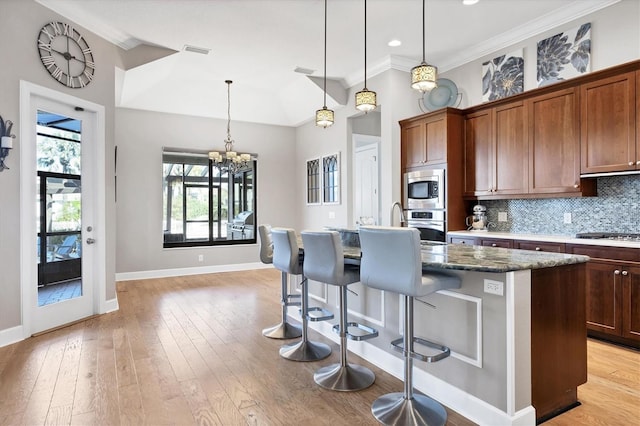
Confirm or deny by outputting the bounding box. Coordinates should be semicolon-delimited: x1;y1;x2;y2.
183;45;211;55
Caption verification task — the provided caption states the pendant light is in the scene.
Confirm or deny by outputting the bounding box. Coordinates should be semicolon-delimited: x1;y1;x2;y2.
411;0;438;92
316;0;334;128
355;0;377;113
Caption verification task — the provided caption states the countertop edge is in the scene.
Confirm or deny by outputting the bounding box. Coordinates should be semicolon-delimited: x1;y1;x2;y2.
447;230;640;249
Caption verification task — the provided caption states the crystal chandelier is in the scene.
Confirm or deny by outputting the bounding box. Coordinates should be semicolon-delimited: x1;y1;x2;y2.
411;0;438;92
208;80;251;173
355;0;377;113
316;0;334;128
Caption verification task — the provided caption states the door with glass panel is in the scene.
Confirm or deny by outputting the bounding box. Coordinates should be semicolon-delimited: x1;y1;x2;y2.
32;104;95;332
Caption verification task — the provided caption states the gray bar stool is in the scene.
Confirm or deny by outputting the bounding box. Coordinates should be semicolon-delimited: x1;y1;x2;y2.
301;230;378;392
272;228;332;362
359;226;461;426
258;225;302;340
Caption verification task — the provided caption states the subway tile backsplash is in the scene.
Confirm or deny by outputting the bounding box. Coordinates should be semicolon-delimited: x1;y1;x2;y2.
481;175;639;236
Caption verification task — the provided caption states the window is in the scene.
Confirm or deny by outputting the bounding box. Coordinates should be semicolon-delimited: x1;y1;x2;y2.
306;158;320;205
322;153;340;204
162;149;256;247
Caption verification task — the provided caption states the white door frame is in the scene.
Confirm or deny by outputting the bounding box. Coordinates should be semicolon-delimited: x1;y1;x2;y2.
352;134;381;226
19;80;107;337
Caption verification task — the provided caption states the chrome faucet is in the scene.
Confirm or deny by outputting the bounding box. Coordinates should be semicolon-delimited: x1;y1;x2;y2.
390;201;406;227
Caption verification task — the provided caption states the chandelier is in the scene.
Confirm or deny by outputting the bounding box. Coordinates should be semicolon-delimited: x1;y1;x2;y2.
411;0;438;92
208;80;251;173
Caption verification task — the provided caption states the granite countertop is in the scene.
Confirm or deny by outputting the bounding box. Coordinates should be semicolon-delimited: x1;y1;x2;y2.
447;230;640;249
342;242;589;273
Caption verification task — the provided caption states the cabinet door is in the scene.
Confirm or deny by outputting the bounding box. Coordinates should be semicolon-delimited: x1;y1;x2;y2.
402;121;426;169
494;101;528;194
424;115;447;165
528;88;581;193
448;236;476;245
463;110;493;196
622;265;640;342
581;72;636;174
584;261;621;335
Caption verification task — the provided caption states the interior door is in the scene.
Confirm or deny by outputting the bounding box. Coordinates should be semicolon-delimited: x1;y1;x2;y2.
29;97;96;334
353;136;380;226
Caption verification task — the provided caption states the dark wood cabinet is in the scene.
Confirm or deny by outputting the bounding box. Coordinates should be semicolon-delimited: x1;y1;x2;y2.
401;109;462;170
566;244;640;347
479;237;513;248
527;88;594;196
580;71;638;174
514;240;565;253
463;101;528;196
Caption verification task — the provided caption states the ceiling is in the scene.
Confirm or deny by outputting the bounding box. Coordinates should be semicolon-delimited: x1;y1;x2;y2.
36;0;618;127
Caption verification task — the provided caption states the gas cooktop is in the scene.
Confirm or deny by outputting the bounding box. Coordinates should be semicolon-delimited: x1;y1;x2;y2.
576;232;640;242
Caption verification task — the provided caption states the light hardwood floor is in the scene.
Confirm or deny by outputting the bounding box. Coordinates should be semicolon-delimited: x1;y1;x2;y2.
0;269;638;425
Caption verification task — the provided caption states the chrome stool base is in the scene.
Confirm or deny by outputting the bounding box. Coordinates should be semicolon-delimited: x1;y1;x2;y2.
262;321;302;340
314;363;375;392
371;392;447;426
279;340;331;362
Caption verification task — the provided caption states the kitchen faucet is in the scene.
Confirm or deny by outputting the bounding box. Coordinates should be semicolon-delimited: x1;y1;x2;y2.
389;201;406;227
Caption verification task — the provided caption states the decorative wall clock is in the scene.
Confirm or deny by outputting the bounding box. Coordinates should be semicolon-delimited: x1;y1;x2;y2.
37;21;95;88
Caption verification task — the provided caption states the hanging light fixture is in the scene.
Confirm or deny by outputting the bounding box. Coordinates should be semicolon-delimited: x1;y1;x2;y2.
411;0;438;92
355;0;377;113
316;0;334;128
208;80;252;173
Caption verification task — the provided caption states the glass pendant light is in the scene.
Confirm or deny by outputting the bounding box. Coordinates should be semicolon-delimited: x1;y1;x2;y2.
355;0;377;113
411;0;438;92
316;0;334;128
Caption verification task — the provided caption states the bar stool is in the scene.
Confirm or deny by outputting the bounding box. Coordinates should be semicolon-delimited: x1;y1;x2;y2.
359;226;461;426
272;228;332;362
301;230;378;392
258;225;302;340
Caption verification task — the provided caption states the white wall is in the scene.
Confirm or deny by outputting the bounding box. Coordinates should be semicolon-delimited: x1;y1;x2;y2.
0;0;118;333
115;108;297;274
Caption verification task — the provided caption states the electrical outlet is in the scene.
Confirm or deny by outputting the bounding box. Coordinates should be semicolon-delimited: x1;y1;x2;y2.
198;254;204;262
328;211;335;219
498;212;508;222
484;279;504;296
563;212;572;224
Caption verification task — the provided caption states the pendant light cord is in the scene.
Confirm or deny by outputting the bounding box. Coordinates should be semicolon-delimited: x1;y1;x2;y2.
422;0;426;63
323;0;328;107
226;80;232;143
363;0;367;88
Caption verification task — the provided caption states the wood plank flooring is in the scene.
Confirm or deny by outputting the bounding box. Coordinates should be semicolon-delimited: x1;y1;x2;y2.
0;269;638;425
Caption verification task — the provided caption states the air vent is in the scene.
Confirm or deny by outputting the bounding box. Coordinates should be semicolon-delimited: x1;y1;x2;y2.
183;45;211;55
294;66;315;75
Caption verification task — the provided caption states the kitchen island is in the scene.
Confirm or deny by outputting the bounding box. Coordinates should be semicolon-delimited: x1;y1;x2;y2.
296;231;589;426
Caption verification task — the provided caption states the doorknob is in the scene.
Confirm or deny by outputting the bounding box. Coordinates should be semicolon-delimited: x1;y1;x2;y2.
86;238;96;244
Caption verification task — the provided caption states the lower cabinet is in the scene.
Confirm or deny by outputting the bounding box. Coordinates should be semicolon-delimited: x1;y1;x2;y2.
567;244;640;348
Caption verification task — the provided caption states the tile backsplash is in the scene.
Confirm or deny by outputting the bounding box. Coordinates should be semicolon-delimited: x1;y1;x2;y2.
480;175;639;236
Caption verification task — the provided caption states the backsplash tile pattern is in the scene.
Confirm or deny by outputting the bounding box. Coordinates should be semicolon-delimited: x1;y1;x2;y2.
482;175;639;236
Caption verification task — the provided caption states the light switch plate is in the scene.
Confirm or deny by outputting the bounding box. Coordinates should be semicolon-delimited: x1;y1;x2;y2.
563;212;572;224
498;212;508;222
328;211;335;219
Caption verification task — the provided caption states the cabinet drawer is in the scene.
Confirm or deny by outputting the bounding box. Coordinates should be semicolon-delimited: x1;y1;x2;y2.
514;240;566;253
567;244;640;263
449;237;476;245
480;238;513;248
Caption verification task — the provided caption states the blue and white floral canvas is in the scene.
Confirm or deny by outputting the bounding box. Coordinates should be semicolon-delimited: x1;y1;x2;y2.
537;23;591;87
482;49;524;102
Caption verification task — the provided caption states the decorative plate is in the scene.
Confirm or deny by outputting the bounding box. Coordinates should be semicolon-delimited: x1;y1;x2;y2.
422;78;459;111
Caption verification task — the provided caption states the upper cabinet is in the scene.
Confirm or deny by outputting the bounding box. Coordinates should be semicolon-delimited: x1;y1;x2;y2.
463;101;528;197
400;109;462;170
580;71;638;174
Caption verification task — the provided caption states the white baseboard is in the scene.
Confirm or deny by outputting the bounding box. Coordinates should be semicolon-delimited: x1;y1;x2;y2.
0;325;24;348
103;297;119;313
291;307;536;426
115;262;270;282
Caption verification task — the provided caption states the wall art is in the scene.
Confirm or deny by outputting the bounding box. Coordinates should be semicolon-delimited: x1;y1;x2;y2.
482;49;524;102
537;22;591;87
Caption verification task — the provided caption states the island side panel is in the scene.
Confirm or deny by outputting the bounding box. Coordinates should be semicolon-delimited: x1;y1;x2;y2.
531;263;587;421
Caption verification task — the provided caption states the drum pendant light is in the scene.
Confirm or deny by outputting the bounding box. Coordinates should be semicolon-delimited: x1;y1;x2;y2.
316;0;334;127
355;0;377;113
411;0;438;92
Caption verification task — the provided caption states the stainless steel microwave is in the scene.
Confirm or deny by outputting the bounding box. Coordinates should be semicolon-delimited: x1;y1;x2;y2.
404;169;445;210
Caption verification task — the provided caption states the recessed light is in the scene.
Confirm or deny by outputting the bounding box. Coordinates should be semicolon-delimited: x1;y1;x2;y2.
388;39;402;47
462;0;479;5
183;45;210;55
294;66;315;75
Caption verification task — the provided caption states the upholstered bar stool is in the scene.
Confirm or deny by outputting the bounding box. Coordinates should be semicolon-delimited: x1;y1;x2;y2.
359;226;461;426
301;230;378;391
258;225;302;340
272;228;332;362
